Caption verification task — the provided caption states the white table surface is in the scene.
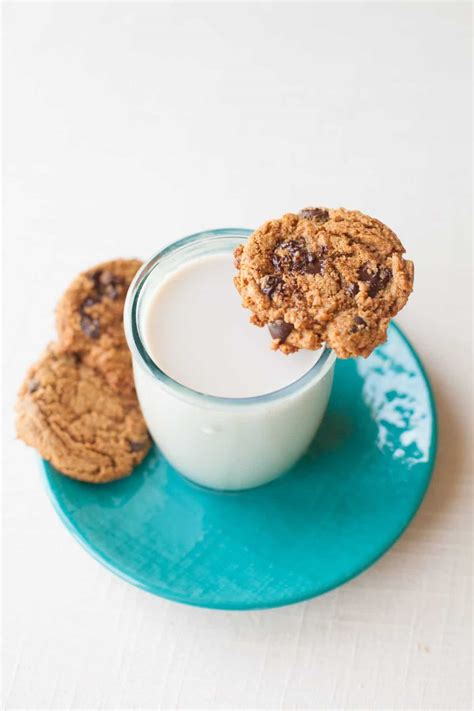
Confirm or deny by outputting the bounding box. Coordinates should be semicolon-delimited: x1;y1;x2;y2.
3;3;472;710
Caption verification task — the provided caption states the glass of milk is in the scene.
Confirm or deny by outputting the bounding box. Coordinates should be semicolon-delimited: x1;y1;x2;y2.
124;229;336;491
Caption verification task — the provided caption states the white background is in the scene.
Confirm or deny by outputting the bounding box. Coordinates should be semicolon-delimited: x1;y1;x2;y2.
3;2;472;709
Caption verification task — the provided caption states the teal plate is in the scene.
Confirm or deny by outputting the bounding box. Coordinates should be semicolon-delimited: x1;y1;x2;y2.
41;324;437;609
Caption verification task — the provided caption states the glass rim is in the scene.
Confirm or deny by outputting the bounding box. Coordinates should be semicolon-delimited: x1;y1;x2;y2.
124;228;336;407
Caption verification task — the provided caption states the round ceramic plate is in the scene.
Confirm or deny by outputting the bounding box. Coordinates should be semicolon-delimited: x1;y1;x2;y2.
42;323;436;609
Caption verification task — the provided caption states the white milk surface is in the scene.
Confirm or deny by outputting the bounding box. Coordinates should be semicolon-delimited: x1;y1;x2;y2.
141;253;320;397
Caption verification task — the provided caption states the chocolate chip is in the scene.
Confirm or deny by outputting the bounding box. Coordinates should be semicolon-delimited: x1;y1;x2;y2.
273;241;328;275
129;440;147;452
272;253;282;271
274;241;307;272
268;320;294;342
272;247;295;271
351;316;367;334
305;252;324;275
358;264;392;297
375;267;392;292
299;207;329;224
304;245;328;274
91;270;123;300
279;240;302;254
292;252;307;271
358;264;375;282
80;314;101;339
90;271;103;290
273;240;305;271
343;280;359;297
368;269;391;297
102;283;120;300
28;379;40;393
260;275;281;297
81;296;100;312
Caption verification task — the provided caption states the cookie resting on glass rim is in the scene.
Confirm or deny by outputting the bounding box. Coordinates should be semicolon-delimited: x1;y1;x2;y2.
233;207;414;358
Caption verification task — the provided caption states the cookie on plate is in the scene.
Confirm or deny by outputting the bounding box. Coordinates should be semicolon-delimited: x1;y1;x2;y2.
56;259;142;398
16;346;151;483
233;207;414;358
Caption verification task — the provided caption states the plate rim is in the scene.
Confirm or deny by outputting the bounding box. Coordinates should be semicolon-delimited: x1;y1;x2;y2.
40;322;438;610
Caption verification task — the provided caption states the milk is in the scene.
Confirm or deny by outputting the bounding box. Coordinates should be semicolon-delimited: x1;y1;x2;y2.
125;229;336;490
142;253;320;398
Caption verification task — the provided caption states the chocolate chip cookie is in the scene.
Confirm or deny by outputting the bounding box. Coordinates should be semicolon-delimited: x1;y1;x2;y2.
234;208;414;358
16;347;151;483
56;259;142;398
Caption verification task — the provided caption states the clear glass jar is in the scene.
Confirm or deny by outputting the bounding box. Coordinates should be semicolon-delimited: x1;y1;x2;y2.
124;229;336;490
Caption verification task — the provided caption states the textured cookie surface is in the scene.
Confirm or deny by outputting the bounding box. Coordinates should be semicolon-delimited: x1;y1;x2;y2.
234;208;414;357
16;347;151;483
56;259;142;398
